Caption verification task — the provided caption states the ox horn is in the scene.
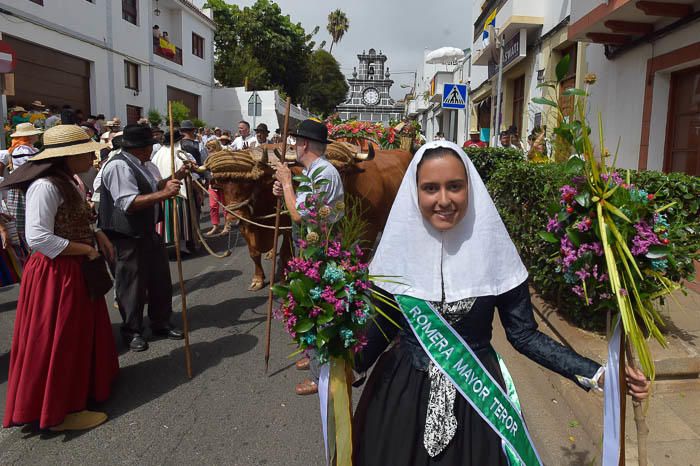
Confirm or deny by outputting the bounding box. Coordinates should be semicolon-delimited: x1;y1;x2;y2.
260;148;269;165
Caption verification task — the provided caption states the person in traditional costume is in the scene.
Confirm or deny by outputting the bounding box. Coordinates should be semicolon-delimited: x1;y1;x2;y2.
99;124;186;352
202;138;231;237
2;125;119;431
151;129;197;252
353;141;651;465
6;122;43;245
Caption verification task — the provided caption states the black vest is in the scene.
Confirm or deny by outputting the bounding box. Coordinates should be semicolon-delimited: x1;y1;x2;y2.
98;152;159;238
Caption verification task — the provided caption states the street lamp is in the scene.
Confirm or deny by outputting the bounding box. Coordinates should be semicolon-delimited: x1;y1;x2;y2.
153;0;161;17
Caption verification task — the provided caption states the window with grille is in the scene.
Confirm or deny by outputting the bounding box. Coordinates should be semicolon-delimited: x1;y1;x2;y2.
126;105;143;125
192;33;204;59
122;0;137;25
512;75;525;133
124;61;139;91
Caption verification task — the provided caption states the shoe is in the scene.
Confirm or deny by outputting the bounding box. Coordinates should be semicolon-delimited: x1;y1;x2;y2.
49;410;108;431
204;225;221;237
128;334;148;352
152;326;185;340
295;379;318;396
295;357;311;371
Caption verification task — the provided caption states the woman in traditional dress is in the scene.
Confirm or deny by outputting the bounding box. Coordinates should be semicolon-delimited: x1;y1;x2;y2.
6;123;43;245
2;125;119;431
151;130;196;252
353;141;650;465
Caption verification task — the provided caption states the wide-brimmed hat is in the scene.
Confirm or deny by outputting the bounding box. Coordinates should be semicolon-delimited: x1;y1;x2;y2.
30;100;45;108
218;134;231;142
32;125;104;161
120;124;158;149
105;119;121;128
255;123;269;134
10;106;26;112
150;125;164;134
11;122;44;138
179;120;195;130
289;119;331;144
164;129;184;146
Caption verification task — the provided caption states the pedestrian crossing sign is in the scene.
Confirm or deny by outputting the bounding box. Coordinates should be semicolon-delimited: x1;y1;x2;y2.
442;83;467;109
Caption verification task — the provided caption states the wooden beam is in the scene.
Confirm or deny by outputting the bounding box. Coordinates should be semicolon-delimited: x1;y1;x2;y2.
586;32;632;45
604;20;654;35
636;1;693;17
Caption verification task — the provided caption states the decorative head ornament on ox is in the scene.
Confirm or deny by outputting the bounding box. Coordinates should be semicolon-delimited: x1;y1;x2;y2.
204;148;292;291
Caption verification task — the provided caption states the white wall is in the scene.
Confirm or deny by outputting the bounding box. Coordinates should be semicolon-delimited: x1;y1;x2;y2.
582;22;700;169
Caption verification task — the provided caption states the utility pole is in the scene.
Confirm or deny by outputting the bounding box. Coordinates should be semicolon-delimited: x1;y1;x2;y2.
493;29;504;147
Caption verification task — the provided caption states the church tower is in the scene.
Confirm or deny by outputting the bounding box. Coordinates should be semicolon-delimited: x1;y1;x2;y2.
336;49;404;123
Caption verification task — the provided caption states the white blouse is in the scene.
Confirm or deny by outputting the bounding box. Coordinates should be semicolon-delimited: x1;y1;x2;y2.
25;178;73;259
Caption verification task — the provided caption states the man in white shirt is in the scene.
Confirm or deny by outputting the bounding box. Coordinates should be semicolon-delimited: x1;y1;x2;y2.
251;123;271;148
99;124;187;352
231;120;256;150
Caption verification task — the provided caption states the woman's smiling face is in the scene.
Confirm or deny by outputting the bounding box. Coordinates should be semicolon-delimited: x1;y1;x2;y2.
416;150;469;231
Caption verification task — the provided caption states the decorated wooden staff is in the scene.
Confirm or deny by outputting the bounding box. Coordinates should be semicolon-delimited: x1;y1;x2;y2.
168;101;193;379
264;96;292;372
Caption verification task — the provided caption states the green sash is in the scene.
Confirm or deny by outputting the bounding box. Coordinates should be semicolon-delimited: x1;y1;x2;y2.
395;295;542;466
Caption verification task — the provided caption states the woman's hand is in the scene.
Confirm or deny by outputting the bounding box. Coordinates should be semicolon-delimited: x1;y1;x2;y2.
95;230;115;263
86;246;100;261
626;366;651;402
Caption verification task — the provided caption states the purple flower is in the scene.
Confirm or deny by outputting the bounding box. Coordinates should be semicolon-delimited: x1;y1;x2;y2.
600;172;623;186
547;216;562;233
560;185;578;204
631;220;661;256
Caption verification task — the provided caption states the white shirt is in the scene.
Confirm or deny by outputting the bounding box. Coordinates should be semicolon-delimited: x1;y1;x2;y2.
10;145;38;168
45;115;61;129
25;178;73;258
101;151;158;212
231;135;256;151
296;156;344;222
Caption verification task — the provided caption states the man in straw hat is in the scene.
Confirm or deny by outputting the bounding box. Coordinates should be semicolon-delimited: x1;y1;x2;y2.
2;124;119;432
98;124;186;352
272;118;344;395
28;100;46;129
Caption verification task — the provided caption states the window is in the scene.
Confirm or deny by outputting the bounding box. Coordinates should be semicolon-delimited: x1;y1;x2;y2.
122;0;137;25
124;61;139;91
511;75;525;133
558;45;578;118
126;105;143;125
192;33;205;59
664;65;700;176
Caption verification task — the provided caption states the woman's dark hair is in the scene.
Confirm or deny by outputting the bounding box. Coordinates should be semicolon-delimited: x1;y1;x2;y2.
416;147;467;179
46;159;84;208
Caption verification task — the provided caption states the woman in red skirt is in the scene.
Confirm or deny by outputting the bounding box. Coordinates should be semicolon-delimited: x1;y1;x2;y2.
2;125;119;431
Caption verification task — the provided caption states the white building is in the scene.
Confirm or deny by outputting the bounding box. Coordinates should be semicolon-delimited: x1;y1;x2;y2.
0;0;216;125
0;0;311;136
570;0;700;175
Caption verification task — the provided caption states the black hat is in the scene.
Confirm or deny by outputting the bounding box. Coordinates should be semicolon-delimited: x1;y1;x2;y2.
255;123;269;133
179;120;195;130
150;125;164;134
165;129;183;146
121;124;157;149
290;119;331;144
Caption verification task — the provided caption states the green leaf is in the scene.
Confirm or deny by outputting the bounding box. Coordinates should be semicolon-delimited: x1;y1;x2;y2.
317;312;334;326
294;319;314;333
566;227;582;248
646;245;671;259
536;81;557;89
562;88;588;97
311;166;325;180
574;192;591;208
565;156;585;175
315;179;330;187
293;175;311;183
272;284;288;299
296;185;313;193
289;279;307;301
556;54;571;82
547;202;561;216
532;97;558;108
539;231;560;243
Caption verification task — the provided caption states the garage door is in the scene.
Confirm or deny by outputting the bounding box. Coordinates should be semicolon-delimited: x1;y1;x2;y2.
167;86;199;119
3;35;90;114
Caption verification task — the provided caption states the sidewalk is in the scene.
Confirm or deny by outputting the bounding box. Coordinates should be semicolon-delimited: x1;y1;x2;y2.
529;288;700;466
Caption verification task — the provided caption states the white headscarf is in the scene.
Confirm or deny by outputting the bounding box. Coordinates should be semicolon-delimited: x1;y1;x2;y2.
369;140;528;302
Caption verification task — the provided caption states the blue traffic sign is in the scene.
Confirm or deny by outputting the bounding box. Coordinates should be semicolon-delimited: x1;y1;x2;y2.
442;83;467;109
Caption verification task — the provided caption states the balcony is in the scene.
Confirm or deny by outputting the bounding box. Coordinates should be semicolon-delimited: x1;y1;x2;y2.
153;36;183;65
472;0;544;67
569;0;697;47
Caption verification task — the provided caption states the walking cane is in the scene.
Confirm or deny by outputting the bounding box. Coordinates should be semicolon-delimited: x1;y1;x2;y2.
168;101;193;379
264;96;292;373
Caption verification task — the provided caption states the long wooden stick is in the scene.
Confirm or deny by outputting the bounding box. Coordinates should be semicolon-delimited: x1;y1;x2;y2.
625;341;650;466
619;330;627;466
169;101;193;379
264;96;292;372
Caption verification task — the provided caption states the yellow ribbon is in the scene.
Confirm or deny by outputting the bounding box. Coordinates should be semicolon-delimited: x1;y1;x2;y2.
330;357;353;466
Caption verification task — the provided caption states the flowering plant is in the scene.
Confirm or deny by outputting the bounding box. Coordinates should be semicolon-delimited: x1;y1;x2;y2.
272;169;389;364
325;118;419;150
536;62;682;379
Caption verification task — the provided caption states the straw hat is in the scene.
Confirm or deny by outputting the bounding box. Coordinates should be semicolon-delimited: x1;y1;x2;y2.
10;122;43;138
30;100;45;108
10;106;26;112
32;125;104;161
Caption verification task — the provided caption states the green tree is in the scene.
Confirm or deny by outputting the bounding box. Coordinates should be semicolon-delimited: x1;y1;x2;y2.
301;50;349;116
326;9;349;54
205;0;313;101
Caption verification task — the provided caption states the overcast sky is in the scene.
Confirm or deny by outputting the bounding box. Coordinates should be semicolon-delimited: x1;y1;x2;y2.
228;0;473;99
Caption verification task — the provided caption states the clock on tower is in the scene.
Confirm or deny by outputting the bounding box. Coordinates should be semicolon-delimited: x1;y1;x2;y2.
335;48;405;124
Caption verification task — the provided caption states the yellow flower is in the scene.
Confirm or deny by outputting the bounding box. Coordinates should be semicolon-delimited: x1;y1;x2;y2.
306;231;319;243
584;73;597;85
318;205;331;218
334;201;345;212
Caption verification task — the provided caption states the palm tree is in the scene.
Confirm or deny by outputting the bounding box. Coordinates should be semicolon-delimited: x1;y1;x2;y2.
327;9;349;54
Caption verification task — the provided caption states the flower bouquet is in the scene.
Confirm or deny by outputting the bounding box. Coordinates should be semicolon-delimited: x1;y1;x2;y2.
273;169;397;465
535;56;685;464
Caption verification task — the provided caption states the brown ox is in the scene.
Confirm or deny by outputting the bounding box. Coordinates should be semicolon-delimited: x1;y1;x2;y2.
217;145;411;290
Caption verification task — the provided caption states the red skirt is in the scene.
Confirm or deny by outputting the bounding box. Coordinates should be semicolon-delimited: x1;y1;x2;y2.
3;253;119;429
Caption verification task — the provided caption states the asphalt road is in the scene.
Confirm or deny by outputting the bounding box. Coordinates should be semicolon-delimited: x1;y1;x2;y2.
0;226;601;465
